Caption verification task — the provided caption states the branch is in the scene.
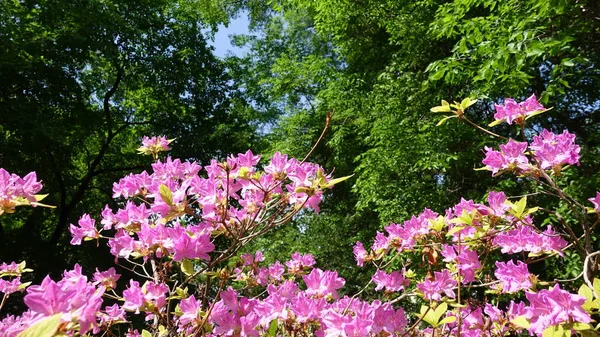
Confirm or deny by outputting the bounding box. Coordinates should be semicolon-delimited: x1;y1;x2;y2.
104;64;124;136
302;110;334;163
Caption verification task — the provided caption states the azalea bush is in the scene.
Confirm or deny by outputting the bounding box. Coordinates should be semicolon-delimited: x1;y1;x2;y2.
1;96;599;337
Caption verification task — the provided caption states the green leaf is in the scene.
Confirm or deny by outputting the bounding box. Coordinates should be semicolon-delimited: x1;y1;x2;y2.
18;281;31;290
447;225;466;236
460;98;478;110
326;174;354;188
267;319;278;337
561;59;575;67
159;184;174;206
579;284;594;302
593;279;600;298
488;118;504;127
430;100;453;113
142;330;152;337
436;115;457;126
573;323;593;331
438;316;457;326
511;315;531;329
17;314;62;337
181;259;194;276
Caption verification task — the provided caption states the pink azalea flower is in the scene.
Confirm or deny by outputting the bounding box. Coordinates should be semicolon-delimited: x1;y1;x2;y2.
589;192;600;212
303;268;345;299
137;136;173;156
493;94;545;125
456;249;481;284
494;260;532;293
487;191;509;216
494;225;567;256
371;270;409;292
0;278;23;295
482;139;529;175
353;242;368;267
122;280;144;313
285;252;316;273
93;267;120;289
417;270;457;301
100;304;125;324
69;214;99;245
178;295;201;326
526;284;591;335
530;129;580;170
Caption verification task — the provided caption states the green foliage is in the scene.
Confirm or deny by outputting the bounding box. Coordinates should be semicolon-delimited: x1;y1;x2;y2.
225;0;600;287
0;0;268;288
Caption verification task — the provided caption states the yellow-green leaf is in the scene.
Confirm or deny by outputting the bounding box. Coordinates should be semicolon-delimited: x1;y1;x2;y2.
438;316;457;326
436;115;457;126
430;100;452;112
460;98;478;110
268;320;278;337
511;315;531;329
17;314;62;337
181;259;194;276
573;323;593;331
447;225;466;236
159;184;174;206
142;330;152;337
489;119;505;127
579;284;594;302
326;174;354;188
34;194;49;201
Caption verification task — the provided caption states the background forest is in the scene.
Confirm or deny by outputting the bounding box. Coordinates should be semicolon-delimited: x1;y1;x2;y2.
1;0;599;298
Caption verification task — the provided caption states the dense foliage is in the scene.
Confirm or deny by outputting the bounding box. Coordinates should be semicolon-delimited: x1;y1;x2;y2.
222;0;600;286
0;0;271;275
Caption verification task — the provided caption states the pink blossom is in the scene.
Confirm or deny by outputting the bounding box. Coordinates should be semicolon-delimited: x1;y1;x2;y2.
417;270;457;301
530;129;580;170
353;242;368;267
171;231;214;261
482;139;529;175
137;136;173;156
0;169;44;215
525;284;591;335
122;280;144;312
99;304;125;324
487;191;509;216
589;192;600;212
494;260;532;293
268;261;285;280
69;214;99;245
93;267;120;289
493;94;545;125
179;295;201;326
494;225;567;255
371;270;409;292
456;249;481;284
303;268;345;299
0;277;24;295
285;252;316;273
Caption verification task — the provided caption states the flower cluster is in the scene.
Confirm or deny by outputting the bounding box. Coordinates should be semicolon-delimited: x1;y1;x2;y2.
0;169;44;215
137;135;174;159
1;265;107;336
492;94;546;125
482;130;580;176
2;91;600;337
0;262;31;297
70;151;333;262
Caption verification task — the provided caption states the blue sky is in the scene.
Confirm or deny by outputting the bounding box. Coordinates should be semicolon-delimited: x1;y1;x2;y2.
208;15;251;58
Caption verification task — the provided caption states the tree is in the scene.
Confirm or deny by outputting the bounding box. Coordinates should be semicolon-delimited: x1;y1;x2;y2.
224;0;600;285
0;0;268;276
